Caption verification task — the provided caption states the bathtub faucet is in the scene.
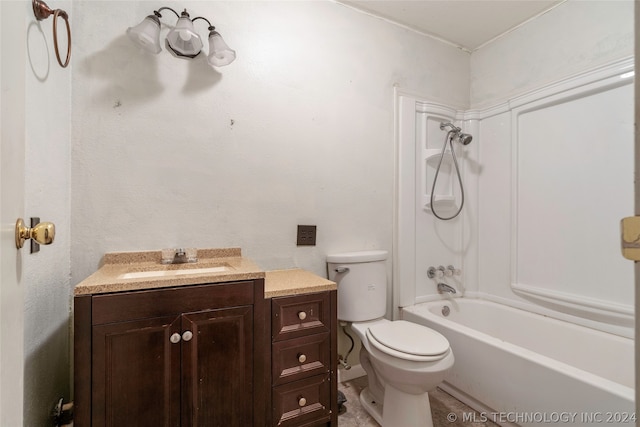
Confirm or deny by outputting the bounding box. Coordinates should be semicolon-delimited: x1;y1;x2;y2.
437;283;457;294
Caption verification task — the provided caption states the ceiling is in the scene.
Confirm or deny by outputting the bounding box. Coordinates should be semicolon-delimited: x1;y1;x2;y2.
339;0;563;51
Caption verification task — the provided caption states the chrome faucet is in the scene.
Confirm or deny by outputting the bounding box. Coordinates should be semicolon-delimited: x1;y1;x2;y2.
437;283;457;294
162;248;197;264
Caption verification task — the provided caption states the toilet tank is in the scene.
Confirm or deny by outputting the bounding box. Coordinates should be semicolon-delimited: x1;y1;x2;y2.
326;250;388;322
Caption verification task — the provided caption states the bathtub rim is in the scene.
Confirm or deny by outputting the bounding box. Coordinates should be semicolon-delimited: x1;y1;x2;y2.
401;297;635;401
410;291;634;339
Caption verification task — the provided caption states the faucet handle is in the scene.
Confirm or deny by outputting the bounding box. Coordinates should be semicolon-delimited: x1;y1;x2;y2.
441;265;453;277
427;266;444;279
185;248;198;263
447;265;462;276
162;248;176;264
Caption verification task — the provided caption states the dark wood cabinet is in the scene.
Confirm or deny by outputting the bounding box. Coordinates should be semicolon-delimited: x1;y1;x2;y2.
91;314;182;427
270;291;338;427
74;276;336;427
181;305;254;427
74;280;267;427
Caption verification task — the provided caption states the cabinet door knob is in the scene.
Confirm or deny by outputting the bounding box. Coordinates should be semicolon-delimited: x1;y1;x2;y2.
182;330;193;342
297;311;307;320
297;353;307;364
298;397;307;407
170;333;181;344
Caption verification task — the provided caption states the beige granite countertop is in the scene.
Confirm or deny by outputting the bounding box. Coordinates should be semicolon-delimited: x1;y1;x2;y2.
264;268;336;298
74;248;336;298
74;248;264;296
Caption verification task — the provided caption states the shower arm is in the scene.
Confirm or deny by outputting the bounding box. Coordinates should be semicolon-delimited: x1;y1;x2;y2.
439;122;461;133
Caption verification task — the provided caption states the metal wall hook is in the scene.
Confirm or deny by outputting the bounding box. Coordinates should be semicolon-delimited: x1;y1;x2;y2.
32;0;71;68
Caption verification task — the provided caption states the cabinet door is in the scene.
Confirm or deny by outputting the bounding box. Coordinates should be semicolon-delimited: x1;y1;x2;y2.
182;306;253;427
92;315;181;427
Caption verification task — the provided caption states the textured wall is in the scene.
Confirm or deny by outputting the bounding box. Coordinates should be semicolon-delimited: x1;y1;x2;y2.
470;0;634;108
70;1;469;284
19;0;72;425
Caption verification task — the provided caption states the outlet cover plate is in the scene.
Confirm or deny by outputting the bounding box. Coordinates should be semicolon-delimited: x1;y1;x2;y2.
297;225;317;246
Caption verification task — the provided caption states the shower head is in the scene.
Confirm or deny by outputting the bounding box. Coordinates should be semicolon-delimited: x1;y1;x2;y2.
458;133;473;145
440;122;473;145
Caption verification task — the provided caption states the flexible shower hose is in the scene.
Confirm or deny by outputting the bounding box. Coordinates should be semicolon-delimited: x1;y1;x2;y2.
430;130;465;220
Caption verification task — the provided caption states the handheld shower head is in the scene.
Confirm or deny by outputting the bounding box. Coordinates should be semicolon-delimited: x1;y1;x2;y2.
440;122;473;145
458;133;473;145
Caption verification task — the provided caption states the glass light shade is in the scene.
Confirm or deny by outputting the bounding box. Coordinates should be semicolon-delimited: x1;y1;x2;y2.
207;31;236;67
165;17;203;58
126;15;161;54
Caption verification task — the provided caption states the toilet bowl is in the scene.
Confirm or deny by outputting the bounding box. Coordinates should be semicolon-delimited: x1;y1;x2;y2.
327;250;454;427
351;319;454;427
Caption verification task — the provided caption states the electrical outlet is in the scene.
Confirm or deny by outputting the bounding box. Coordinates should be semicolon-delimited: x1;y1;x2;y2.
297;225;317;246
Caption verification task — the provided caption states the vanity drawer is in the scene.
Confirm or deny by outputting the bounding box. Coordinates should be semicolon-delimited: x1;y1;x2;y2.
272;292;330;341
272;333;330;386
272;374;331;427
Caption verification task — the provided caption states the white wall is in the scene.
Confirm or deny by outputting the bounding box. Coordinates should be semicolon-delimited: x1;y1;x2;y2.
470;0;634;109
23;1;72;425
0;1;72;426
70;0;469;284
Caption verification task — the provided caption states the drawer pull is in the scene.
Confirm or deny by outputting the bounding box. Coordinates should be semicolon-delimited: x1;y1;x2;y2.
182;330;193;342
297;311;307;320
297;353;307;364
298;397;307;407
170;333;181;344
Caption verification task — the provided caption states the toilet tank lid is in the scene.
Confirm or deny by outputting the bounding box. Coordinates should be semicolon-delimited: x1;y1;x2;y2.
326;250;388;263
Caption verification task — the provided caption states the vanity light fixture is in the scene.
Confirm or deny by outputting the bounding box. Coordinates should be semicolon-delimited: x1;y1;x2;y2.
126;7;236;68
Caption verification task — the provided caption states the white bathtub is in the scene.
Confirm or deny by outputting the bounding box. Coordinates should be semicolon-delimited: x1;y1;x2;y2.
402;299;635;426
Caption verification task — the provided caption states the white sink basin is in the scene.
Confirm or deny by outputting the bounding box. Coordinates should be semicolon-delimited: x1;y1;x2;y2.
119;266;232;280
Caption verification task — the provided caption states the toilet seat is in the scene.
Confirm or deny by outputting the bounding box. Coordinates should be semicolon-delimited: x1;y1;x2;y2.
366;320;450;362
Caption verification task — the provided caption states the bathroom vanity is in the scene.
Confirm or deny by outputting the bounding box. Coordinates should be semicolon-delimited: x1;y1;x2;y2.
73;249;338;427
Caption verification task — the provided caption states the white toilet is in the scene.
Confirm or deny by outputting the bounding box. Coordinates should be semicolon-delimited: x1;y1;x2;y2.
327;250;454;427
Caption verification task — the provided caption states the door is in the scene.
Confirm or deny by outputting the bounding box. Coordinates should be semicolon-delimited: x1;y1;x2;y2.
92;316;182;427
182;306;253;427
0;2;27;425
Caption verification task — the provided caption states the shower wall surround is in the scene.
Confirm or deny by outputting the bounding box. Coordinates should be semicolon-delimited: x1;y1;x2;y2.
397;0;634;337
472;0;634;336
476;59;634;336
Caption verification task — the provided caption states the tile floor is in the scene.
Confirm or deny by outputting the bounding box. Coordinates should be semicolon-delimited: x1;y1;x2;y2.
337;376;499;427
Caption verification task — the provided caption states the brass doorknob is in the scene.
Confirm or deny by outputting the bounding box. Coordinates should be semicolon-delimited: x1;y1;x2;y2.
15;218;55;249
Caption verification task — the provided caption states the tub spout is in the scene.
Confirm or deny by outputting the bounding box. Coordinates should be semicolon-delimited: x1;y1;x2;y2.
437;283;456;294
